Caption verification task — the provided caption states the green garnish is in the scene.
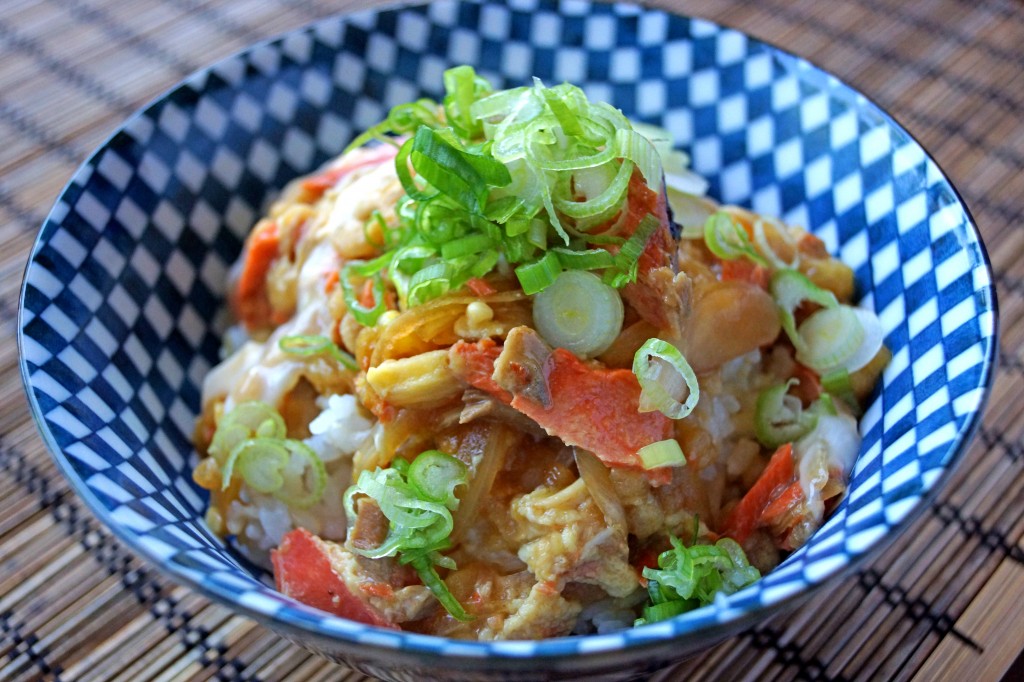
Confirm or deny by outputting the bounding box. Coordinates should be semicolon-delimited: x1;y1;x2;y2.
532;269;624;358
341;65;671;320
768;268;839;353
753;379;819;449
703;211;769;267
635;534;760;627
210;401;326;508
344;450;471;621
633;338;700;419
637;439;687;470
279;335;358;371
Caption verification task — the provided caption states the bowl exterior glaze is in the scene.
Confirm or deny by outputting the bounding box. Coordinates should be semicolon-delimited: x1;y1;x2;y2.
19;1;997;679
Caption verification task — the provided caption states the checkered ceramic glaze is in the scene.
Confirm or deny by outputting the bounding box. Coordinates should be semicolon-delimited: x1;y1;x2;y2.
18;1;996;679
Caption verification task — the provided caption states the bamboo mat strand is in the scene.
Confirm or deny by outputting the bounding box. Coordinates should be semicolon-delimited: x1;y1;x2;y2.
2;0;1022;680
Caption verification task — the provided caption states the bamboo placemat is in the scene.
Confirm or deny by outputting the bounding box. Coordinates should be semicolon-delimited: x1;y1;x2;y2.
2;0;1022;680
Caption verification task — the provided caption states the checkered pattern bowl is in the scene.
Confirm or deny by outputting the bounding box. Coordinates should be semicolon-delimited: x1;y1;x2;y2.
18;1;997;679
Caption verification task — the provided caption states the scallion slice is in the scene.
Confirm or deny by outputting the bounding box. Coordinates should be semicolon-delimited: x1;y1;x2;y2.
343;450;471;621
340;262;387;327
795;305;864;372
532;270;624;359
338;66;689;305
407;450;468;508
633;339;700;419
637;439;687;469
704;212;769;267
754;379;819;449
213;402;327;508
768;268;839;352
279;335;358;371
515;250;562;295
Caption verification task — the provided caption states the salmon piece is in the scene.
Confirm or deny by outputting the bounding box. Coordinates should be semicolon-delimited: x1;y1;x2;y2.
721;443;796;544
617;173;689;335
720;258;771;290
234;220;279;330
450;328;673;483
300;144;399;198
272;528;396;628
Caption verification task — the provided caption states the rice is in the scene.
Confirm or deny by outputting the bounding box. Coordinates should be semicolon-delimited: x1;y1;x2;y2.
224;392;378;566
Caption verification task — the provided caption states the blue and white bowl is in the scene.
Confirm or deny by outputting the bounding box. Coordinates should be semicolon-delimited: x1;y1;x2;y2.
18;1;997;680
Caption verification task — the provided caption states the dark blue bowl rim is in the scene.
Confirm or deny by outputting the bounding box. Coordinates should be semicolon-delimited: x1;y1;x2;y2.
17;0;999;667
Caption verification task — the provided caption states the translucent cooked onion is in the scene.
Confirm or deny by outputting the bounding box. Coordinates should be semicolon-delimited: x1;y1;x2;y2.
452;425;517;542
574;448;627;533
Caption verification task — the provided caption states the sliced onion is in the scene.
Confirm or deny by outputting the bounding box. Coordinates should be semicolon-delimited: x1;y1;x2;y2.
452;425;516;543
666;189;717;239
574;448;627;532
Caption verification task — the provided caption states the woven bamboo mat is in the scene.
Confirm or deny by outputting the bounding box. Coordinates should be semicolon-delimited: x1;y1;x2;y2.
2;0;1022;679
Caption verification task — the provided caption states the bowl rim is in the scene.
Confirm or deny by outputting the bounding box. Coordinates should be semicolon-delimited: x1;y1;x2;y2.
17;0;1000;668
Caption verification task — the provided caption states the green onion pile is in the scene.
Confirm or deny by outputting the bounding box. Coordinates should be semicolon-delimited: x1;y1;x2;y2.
339;66;666;323
344;450;471;621
635;532;761;626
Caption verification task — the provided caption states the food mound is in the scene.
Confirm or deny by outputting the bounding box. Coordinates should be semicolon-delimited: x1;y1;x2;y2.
193;67;888;640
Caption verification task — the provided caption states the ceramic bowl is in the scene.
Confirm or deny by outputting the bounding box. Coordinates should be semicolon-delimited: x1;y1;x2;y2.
18;1;997;679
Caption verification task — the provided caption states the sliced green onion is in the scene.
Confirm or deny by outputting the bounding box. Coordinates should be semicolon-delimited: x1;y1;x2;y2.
553;159;633;219
440;234;493;260
795;305;864;372
615;127;662;189
639;599;695;624
811;392;840;417
821;368;853;397
409;127;509;211
768;269;839;352
407;261;453;307
840;307;885;373
637;535;760;621
278;335;358;372
754;379;819;449
222;438;288;493
515;250;562;295
637;439;687;469
538;81;584;137
340;262;387;327
753;219;798;270
337;66;683;311
821;368;860;415
213;403;326;508
271;440;328;508
207;401;285;466
407;450;468;508
704;212;769;267
605;214;660;288
552;247;615;271
407;554;472;622
533;270;624;359
343;450;471;621
442;65;489;139
633;339;700;419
